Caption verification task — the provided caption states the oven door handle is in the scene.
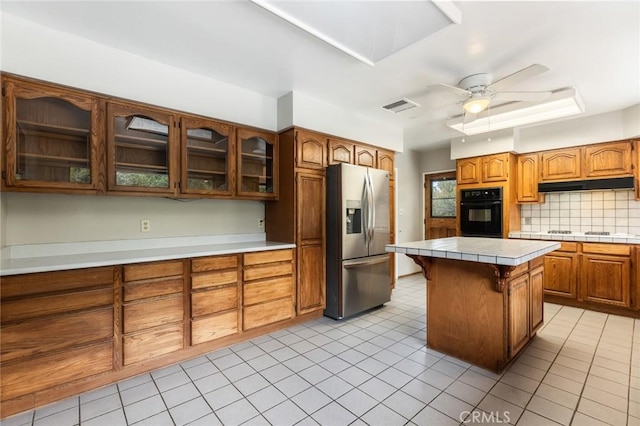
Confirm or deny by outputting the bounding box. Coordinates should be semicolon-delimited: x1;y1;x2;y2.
460;201;501;206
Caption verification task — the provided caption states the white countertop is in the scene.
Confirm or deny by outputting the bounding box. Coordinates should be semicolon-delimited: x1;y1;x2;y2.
0;233;295;276
386;237;560;266
510;231;640;244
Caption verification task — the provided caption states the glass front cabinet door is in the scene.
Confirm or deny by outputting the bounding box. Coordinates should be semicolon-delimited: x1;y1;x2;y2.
236;128;278;199
107;101;177;194
181;117;234;197
2;77;101;191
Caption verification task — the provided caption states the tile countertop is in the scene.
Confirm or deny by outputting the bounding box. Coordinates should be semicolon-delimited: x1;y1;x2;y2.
0;233;295;276
386;237;560;266
510;231;640;244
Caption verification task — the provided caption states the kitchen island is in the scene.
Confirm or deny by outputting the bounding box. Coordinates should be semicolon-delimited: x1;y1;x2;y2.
386;237;559;372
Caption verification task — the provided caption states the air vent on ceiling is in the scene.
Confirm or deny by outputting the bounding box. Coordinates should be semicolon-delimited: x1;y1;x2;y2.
382;98;420;113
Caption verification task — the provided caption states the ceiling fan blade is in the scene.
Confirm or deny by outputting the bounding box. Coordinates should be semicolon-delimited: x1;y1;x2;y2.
436;83;472;96
493;91;552;102
487;64;549;92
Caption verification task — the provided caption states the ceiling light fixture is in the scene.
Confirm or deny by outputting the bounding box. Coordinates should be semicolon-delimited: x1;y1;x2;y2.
462;95;491;114
447;88;584;136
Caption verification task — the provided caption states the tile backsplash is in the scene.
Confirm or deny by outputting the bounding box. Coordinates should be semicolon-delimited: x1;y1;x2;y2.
520;190;640;235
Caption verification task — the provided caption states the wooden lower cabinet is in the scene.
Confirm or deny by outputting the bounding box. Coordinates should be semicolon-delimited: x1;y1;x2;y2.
580;243;631;308
543;243;578;298
121;260;185;365
508;273;530;357
190;254;240;345
0;267;115;402
297;243;325;314
529;266;544;333
243;249;295;330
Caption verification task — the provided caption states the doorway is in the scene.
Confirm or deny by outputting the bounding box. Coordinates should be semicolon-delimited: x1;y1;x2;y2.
424;171;457;239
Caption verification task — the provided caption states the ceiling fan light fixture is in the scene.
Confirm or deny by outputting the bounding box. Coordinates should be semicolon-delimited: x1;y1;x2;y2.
463;96;491;114
447;88;584;135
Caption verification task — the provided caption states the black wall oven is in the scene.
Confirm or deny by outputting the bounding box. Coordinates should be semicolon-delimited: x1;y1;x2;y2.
459;187;503;238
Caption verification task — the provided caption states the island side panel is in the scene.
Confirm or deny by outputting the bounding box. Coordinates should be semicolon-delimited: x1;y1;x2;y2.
427;258;506;371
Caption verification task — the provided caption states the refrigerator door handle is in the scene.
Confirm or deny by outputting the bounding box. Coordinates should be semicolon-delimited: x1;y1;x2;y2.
343;255;389;268
361;175;369;246
368;170;375;243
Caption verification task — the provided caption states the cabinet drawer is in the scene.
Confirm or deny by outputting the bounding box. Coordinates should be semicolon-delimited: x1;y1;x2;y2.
191;311;238;345
123;323;183;365
1;288;113;323
529;256;544;269
123;277;183;301
244;277;294;306
192;270;238;290
244;263;293;282
192;255;238;273
243;298;294;330
582;243;630;256
244;249;293;266
1;308;113;363
558;242;578;252
192;285;238;317
1;267;114;299
123;261;184;282
123;295;183;333
0;341;113;401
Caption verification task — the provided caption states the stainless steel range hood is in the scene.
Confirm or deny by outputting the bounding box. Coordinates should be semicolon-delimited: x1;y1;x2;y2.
538;177;635;193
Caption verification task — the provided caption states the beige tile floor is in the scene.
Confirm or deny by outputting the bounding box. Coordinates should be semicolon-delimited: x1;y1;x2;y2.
1;273;638;426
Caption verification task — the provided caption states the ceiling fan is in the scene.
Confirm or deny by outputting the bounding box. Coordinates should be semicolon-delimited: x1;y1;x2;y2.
435;63;552;123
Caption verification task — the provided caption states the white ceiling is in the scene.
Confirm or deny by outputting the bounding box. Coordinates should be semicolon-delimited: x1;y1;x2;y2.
2;1;639;152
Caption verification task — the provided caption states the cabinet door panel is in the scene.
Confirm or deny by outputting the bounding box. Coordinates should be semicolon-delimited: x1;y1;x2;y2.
529;266;544;334
541;149;581;181
0;341;113;401
191;311;238;345
297;244;325;315
1;308;113;362
517;154;542;203
244;276;294;306
377;150;395;179
456;158;480;184
236;128;278;199
580;255;630;307
297;172;325;244
192;285;238;317
243;298;294;330
508;274;529;357
482;154;509;182
123;323;183;365
123;295;183;333
355;146;376;168
543;252;578;298
328;139;354;165
584;142;632;177
295;130;326;169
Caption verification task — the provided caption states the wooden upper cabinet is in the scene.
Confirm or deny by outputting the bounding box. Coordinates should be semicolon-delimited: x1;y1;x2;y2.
295;130;326;170
377;149;395;179
584;141;632;178
516;154;542;203
540;148;581;181
2;76;103;192
355;145;377;168
328;138;355;165
456;157;480;184
236;127;278;199
107;101;177;194
180;116;235;197
482;153;509;182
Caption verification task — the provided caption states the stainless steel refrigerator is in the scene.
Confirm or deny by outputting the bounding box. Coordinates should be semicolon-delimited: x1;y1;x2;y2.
325;163;391;319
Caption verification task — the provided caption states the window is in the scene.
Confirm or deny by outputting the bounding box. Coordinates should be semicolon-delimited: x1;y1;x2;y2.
431;178;456;217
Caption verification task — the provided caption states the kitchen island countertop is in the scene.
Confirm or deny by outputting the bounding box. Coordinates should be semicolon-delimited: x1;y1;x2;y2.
386;237;560;266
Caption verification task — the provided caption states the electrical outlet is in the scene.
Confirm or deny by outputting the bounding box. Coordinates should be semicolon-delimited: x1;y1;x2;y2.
140;219;151;233
258;219;264;229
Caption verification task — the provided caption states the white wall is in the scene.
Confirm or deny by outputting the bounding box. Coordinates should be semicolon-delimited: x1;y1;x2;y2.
449;129;515;160
394;149;422;276
4;193;265;245
420;146;455;173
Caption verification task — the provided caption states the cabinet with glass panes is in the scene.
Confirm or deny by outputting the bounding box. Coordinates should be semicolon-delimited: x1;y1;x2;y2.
181;117;234;196
2;76;102;192
236;128;278;199
107;101;177;195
